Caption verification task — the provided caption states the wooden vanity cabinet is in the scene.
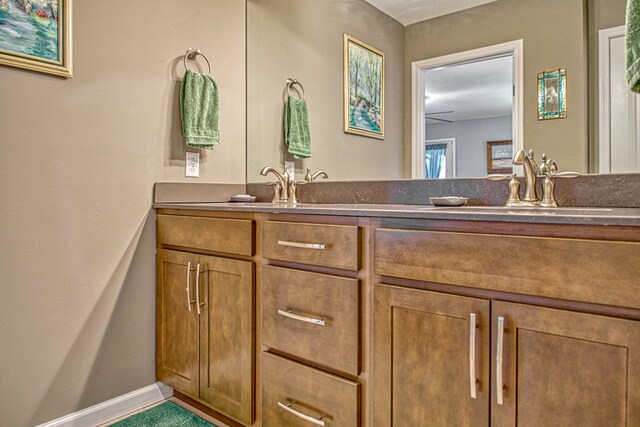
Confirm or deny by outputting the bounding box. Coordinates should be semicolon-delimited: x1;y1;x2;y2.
373;226;640;427
374;284;640;426
156;214;254;426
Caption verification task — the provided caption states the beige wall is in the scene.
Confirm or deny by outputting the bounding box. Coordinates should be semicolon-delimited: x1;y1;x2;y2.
0;1;245;425
247;0;405;182
404;0;589;177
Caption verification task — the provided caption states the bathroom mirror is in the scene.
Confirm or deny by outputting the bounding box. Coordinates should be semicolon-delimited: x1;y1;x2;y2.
247;0;628;182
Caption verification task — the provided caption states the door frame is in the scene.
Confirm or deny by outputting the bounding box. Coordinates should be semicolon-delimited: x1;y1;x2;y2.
411;40;523;178
598;25;640;173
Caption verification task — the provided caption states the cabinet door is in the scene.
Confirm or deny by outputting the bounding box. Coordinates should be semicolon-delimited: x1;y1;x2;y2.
156;249;199;396
492;301;640;427
198;255;254;425
373;284;490;426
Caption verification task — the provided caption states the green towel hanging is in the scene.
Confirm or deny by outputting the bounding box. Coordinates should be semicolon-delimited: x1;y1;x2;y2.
627;0;640;92
180;70;220;150
284;95;311;159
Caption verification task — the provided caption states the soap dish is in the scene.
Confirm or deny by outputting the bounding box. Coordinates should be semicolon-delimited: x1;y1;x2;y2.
429;196;468;207
229;195;256;203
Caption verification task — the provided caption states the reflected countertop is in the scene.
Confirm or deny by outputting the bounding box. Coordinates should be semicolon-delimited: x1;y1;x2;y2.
153;202;640;227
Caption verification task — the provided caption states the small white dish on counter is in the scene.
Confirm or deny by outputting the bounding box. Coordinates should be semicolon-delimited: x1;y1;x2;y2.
429;196;468;207
229;194;257;202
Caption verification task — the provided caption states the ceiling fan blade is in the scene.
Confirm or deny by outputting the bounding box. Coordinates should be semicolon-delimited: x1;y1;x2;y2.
425;110;454;115
425;116;453;123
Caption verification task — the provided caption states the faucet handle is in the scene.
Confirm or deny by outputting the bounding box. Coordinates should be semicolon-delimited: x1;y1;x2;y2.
487;174;511;181
289;180;307;204
486;174;521;207
540;171;581;207
266;181;282;203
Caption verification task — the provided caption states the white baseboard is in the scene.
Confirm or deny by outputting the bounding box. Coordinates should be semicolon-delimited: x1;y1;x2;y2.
36;382;174;427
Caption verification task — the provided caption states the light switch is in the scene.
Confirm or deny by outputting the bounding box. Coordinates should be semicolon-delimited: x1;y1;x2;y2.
186;152;200;177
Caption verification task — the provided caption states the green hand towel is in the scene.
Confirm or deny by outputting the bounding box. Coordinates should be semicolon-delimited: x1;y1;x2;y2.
284;95;311;159
180;70;220;150
627;0;640;92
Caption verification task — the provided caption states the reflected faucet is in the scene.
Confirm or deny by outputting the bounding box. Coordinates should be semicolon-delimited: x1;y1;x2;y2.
304;168;329;182
260;166;290;202
512;150;539;205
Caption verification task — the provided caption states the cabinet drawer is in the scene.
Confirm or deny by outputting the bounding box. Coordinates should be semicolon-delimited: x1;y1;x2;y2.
262;221;359;270
262;352;359;427
374;228;640;309
157;214;253;256
262;266;359;375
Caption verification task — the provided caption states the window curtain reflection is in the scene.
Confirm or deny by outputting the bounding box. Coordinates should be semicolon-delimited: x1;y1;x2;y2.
426;143;447;178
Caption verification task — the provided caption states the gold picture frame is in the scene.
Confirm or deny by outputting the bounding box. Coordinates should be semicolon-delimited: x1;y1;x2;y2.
486;140;513;174
0;0;73;77
537;68;566;120
343;34;384;139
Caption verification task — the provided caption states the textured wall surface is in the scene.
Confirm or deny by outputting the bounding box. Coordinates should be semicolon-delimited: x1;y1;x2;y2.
0;1;246;425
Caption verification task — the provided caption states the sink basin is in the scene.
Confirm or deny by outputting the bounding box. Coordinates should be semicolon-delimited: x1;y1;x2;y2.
425;206;614;216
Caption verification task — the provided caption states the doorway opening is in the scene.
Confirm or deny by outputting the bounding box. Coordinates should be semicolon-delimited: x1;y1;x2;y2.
411;40;523;179
425;138;456;178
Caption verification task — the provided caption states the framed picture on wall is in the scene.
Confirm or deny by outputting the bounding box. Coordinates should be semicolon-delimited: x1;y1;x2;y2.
487;140;513;173
343;34;384;139
0;0;72;77
537;68;566;120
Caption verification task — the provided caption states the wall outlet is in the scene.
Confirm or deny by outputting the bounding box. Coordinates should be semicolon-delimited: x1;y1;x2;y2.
186;152;200;177
284;161;295;180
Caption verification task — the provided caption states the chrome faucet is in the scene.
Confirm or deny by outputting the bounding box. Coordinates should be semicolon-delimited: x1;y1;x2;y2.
260;166;290;202
304;168;329;182
512;149;539;206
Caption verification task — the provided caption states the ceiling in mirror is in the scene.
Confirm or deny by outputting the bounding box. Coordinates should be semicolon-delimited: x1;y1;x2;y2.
363;0;500;25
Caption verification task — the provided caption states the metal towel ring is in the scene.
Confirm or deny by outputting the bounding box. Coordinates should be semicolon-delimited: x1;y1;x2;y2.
286;78;305;99
184;48;212;74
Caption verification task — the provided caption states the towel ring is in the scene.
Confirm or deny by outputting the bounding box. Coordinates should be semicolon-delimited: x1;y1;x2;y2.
286;78;305;99
184;48;212;74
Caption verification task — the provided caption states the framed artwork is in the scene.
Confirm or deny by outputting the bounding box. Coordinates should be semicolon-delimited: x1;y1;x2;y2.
538;68;566;120
0;0;72;77
487;140;513;173
344;34;384;139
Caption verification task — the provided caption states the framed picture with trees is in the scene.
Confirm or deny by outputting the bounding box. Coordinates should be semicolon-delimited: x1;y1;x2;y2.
0;0;72;77
344;34;384;139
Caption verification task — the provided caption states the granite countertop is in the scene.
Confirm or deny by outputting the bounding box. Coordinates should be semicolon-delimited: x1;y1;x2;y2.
153;202;640;227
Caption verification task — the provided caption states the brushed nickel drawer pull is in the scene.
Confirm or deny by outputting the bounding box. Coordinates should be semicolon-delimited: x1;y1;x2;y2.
469;312;477;399
186;261;192;312
496;316;505;405
277;401;325;426
277;240;326;250
195;263;201;315
278;309;326;326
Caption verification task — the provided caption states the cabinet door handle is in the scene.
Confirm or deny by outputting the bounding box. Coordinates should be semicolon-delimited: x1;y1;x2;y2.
277;309;326;326
496;316;505;405
277;240;326;250
277;401;325;426
469;312;477;399
195;263;201;315
185;261;192;312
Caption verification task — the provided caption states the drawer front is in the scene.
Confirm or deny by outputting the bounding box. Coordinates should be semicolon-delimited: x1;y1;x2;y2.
262;266;360;375
262;221;359;271
157;214;253;256
374;228;640;309
262;352;359;427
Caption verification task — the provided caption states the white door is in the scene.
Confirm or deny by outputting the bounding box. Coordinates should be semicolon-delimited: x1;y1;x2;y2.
599;26;640;173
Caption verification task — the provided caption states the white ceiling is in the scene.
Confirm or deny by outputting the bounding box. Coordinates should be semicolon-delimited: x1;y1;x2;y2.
424;55;513;123
364;0;500;26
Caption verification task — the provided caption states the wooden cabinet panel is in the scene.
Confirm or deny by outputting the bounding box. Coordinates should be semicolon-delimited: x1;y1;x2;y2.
157;214;254;256
199;256;254;425
262;352;359;427
262;221;360;271
262;266;360;375
492;301;640;427
373;284;490;427
374;228;640;309
156;249;199;396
